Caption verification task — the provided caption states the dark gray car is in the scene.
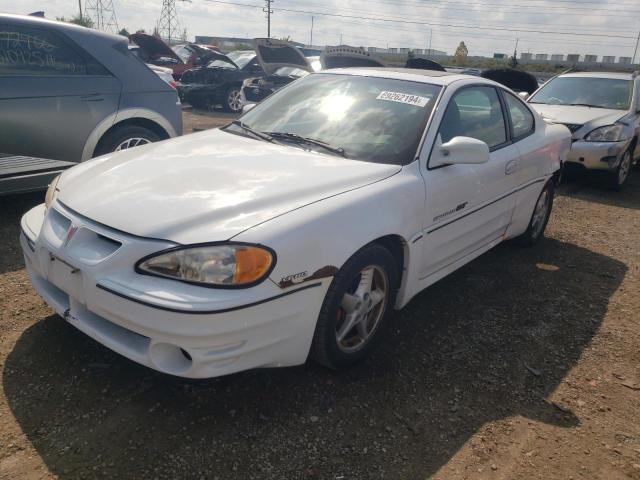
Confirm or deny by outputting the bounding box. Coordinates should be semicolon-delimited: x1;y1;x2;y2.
0;14;182;195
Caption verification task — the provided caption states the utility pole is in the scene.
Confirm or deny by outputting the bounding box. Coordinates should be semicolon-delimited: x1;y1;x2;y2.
633;28;640;65
264;0;273;38
340;32;343;44
309;15;314;47
427;29;432;56
78;0;83;18
85;0;118;32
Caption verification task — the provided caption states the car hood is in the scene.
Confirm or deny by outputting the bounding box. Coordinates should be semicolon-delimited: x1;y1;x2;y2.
320;45;386;69
481;68;538;94
57;129;401;244
528;104;625;131
254;38;311;75
130;33;181;63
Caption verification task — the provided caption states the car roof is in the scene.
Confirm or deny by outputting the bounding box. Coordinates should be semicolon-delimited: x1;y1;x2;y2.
320;67;473;85
0;13;122;43
559;71;635;80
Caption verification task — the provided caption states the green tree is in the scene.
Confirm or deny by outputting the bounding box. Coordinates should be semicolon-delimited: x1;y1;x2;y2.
56;14;93;28
118;28;130;37
407;49;415;60
453;41;468;65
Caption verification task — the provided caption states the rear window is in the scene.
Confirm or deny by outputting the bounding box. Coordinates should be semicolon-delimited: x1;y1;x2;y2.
0;25;108;76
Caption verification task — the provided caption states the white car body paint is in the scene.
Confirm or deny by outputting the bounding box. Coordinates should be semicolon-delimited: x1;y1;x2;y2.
21;69;571;378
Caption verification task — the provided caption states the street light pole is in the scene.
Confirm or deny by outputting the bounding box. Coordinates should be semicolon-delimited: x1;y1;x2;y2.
310;15;314;46
633;28;640;65
263;0;273;38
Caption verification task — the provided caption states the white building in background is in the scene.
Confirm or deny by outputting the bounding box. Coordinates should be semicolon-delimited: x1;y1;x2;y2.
602;56;615;64
566;54;580;62
551;54;564;61
584;54;598;62
520;52;533;60
619;57;632;64
535;53;548;60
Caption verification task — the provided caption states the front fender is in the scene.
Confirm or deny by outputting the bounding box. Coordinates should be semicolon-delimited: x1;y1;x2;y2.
233;162;426;309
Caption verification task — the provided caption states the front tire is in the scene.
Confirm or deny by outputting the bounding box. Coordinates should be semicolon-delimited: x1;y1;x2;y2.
94;125;160;156
223;86;243;113
311;244;399;370
518;179;555;247
607;149;632;191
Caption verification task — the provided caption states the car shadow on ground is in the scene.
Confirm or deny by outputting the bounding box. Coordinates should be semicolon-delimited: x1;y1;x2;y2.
0;192;43;275
3;237;626;479
558;168;640;210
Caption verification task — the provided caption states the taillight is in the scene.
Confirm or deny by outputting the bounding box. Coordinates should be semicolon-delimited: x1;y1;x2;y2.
169;80;177;89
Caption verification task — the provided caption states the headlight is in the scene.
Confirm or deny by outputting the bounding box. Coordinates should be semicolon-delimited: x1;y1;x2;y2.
136;243;275;287
584;124;627;142
45;174;61;209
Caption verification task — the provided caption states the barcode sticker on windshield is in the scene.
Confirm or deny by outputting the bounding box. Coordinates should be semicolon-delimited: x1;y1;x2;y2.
376;91;430;107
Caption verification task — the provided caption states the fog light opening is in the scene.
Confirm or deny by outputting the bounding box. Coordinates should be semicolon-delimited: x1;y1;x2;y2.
180;348;192;361
149;342;193;375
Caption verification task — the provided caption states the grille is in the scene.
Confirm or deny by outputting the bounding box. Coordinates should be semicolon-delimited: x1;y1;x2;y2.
561;123;583;133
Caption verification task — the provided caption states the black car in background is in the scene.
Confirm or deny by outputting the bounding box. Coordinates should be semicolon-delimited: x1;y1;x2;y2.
242;65;311;103
178;50;264;112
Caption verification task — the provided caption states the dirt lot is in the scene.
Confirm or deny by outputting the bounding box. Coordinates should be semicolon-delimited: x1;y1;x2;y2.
0;108;639;479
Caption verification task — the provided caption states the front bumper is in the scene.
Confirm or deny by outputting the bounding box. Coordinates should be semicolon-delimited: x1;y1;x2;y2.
566;140;630;171
20;202;329;378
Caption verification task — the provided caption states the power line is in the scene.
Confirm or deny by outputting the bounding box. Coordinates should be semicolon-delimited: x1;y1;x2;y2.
202;0;638;39
84;0;119;32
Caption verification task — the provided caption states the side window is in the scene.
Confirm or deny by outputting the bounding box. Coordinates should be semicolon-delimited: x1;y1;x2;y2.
504;91;535;139
0;25;88;76
439;86;507;148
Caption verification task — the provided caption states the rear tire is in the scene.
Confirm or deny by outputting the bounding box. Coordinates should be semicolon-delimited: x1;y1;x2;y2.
311;244;399;370
94;125;160;157
518;179;554;247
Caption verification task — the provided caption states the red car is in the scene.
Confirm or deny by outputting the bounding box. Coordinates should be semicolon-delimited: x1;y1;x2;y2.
130;33;220;80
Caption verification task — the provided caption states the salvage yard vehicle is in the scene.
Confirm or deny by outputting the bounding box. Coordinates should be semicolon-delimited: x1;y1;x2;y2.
178;50;264;112
129;33;219;80
241;38;313;104
20;68;571;379
527;71;640;189
0;14;182;195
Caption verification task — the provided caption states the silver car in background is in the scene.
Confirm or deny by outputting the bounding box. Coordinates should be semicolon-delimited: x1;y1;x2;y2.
527;71;639;190
0;14;182;195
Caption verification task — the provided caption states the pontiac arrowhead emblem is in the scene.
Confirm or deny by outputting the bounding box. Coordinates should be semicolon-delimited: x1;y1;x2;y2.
63;224;79;247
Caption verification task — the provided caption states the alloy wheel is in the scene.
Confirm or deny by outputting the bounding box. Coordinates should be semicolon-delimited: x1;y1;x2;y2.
531;187;550;239
228;89;243;112
336;265;388;353
618;151;632;185
115;137;151;151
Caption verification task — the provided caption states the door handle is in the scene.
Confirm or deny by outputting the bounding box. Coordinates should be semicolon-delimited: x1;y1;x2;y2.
80;94;104;102
505;159;519;175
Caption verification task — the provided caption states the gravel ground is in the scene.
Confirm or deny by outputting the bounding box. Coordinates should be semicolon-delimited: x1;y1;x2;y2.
0;108;639;479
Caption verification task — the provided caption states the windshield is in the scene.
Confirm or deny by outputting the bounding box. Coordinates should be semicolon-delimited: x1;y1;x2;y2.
529;76;632;110
207;51;254;69
172;45;191;63
230;73;441;165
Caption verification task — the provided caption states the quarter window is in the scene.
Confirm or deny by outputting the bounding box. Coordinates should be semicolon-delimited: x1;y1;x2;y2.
504;91;534;139
0;25;107;76
439;86;507;148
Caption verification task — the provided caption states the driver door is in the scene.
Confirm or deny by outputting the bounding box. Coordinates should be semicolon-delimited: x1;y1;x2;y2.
420;85;520;280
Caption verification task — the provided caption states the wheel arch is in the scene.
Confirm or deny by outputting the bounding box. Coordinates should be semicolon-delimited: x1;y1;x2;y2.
93;118;170;157
369;234;408;292
82;108;178;161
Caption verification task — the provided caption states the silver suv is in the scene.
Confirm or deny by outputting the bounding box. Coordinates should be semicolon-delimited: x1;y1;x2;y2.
0;14;182;195
528;71;639;190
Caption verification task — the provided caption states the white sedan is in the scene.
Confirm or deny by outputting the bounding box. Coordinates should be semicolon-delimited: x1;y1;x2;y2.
20;68;571;378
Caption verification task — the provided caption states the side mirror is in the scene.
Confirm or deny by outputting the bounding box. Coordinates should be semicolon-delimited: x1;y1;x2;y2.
430;136;490;167
518;91;530;100
242;103;256;113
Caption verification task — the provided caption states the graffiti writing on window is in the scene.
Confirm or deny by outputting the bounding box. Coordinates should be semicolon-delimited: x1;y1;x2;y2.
0;30;81;74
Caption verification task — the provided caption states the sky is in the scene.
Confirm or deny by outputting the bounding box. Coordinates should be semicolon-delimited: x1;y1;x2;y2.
1;0;639;59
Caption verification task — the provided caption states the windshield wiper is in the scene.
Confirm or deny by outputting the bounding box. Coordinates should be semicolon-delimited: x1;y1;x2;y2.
265;132;347;157
230;120;275;143
567;103;599;108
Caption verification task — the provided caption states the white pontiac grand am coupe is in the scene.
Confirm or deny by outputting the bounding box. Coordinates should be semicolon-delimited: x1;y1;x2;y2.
20;68;571;378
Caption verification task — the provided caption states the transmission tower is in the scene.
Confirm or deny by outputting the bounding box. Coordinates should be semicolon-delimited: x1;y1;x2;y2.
157;0;186;45
84;0;119;33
